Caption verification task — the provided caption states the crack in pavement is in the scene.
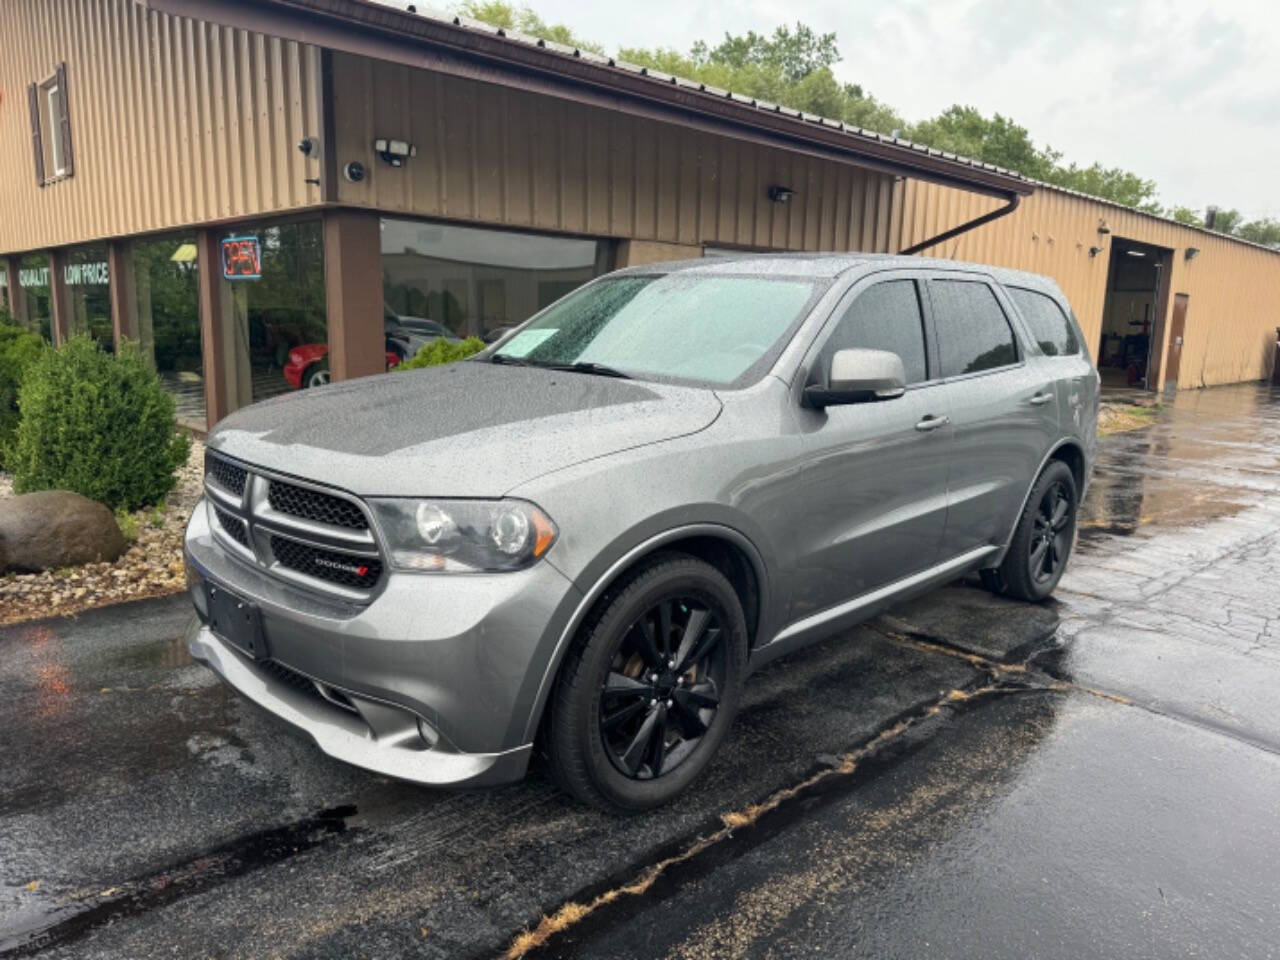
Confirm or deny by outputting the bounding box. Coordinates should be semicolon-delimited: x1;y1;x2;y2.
497;674;1026;959
0;806;358;958
881;625;1280;759
497;599;1280;960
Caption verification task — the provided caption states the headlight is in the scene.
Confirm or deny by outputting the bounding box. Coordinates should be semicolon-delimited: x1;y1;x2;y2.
367;498;557;573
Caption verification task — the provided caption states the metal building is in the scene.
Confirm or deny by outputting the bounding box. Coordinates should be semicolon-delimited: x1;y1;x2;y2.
1;0;1276;431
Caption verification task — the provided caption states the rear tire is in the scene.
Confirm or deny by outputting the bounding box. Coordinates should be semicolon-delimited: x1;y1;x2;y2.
546;553;747;813
985;461;1077;602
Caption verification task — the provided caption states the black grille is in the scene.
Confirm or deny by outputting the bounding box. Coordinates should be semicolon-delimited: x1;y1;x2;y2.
268;480;367;531
271;535;382;590
212;505;250;549
206;454;247;497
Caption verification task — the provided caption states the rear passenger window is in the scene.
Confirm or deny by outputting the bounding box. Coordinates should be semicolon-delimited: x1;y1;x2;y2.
1008;287;1080;356
930;280;1019;377
821;280;929;385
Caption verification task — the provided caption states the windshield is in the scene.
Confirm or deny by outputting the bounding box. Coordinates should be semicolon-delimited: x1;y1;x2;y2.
492;273;824;386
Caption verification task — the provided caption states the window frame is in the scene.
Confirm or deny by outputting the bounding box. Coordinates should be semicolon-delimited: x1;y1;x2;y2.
1005;285;1081;358
923;273;1026;383
28;62;74;186
800;269;942;394
45;80;66;177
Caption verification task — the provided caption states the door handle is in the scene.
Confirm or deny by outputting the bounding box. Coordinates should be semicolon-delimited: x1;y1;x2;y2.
915;414;950;432
1028;392;1054;406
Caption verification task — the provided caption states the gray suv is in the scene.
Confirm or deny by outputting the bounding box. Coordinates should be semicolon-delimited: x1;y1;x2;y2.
184;254;1098;811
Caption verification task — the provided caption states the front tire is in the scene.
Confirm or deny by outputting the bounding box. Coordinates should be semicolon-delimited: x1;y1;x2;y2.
304;360;331;388
546;553;748;813
984;461;1077;602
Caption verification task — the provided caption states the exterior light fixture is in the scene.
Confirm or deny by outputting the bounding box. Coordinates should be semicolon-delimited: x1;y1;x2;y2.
1097;219;1111;235
1185;247;1201;261
768;185;795;204
1088;246;1102;258
374;138;417;167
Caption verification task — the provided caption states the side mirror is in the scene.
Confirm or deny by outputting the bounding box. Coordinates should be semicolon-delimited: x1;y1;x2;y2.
803;348;906;408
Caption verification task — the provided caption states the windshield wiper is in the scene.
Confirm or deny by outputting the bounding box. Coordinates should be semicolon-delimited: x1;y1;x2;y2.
546;361;632;379
490;355;631;379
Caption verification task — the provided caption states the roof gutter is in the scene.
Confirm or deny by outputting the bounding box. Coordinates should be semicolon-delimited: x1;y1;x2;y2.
898;193;1021;256
137;0;1031;203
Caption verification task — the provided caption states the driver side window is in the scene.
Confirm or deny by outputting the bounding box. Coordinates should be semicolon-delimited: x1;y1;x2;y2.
820;280;929;385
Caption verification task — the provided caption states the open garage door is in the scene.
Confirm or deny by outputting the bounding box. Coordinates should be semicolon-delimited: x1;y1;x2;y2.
1096;238;1173;391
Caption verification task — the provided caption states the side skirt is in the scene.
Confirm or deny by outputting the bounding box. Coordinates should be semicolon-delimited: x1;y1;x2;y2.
747;545;999;673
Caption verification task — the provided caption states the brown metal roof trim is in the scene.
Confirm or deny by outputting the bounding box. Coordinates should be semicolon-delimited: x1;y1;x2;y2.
138;0;1031;200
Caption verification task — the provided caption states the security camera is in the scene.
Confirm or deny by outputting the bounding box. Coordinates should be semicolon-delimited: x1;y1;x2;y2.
343;161;366;183
297;137;317;157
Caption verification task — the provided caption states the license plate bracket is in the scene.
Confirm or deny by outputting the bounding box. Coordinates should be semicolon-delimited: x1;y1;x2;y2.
206;584;266;660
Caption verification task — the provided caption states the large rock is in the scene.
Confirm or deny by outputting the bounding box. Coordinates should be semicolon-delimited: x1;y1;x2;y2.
0;490;128;574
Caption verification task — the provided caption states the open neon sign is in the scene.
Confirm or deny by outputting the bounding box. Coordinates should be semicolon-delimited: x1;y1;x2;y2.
221;236;262;280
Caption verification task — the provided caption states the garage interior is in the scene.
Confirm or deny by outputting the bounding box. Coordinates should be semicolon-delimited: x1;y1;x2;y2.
1096;237;1174;390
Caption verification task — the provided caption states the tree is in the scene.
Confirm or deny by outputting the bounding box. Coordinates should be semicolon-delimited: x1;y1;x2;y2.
1237;218;1280;249
457;1;603;53
1042;163;1162;213
906;106;1056;180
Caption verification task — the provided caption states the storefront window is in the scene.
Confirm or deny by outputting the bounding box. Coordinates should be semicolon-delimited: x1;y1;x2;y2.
127;233;205;429
219;218;327;404
17;254;52;342
64;243;113;352
380;219;606;349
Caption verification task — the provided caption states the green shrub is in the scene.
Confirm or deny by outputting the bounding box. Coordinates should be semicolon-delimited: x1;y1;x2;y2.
399;336;486;370
10;337;191;510
0;318;48;469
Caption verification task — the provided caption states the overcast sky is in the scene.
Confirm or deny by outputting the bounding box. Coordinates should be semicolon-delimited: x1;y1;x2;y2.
506;0;1279;221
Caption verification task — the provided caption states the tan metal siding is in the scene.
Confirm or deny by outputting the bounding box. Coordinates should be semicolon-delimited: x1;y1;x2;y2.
0;0;322;254
891;180;1280;390
328;53;898;252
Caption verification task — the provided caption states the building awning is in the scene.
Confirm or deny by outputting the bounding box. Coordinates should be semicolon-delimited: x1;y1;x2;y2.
139;0;1033;202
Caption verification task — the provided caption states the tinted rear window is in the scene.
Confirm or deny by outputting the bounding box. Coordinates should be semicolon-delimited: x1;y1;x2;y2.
1008;287;1080;357
821;280;929;385
930;280;1019;377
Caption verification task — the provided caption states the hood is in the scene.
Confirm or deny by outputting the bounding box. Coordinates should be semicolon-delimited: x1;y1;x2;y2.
207;362;722;497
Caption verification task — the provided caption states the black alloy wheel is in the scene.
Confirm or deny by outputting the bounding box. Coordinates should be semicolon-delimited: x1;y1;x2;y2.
982;459;1077;602
599;596;727;781
1030;479;1072;585
546;553;747;812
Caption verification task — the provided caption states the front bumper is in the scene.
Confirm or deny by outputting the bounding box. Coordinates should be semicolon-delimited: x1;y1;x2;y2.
184;497;582;786
187;621;532;786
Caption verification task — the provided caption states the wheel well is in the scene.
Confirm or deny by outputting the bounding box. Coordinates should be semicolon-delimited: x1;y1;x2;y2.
1049;442;1085;492
599;535;763;649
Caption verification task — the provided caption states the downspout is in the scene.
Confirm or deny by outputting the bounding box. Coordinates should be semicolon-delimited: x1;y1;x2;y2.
899;193;1021;256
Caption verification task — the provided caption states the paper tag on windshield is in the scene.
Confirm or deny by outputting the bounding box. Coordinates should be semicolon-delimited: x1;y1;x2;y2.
499;329;557;357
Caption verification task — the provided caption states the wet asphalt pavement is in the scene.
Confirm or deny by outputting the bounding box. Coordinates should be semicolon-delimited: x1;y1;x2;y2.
3;382;1280;959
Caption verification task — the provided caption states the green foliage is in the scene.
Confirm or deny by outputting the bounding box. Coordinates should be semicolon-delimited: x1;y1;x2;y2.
115;508;140;544
1169;206;1203;226
10;337;191;510
399;336;486;370
1041;162;1162;213
0;318;48;469
1236;218;1280;249
906;106;1056;180
457;1;603;53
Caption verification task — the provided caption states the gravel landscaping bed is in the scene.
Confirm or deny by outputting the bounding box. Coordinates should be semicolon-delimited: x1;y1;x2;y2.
0;440;203;626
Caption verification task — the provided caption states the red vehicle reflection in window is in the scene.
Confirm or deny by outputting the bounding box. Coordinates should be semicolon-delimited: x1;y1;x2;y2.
221;236;261;280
